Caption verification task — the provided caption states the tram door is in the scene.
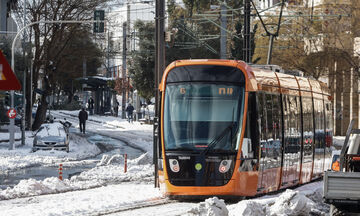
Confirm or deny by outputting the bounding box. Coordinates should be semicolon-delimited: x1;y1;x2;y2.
281;95;301;188
257;93;282;192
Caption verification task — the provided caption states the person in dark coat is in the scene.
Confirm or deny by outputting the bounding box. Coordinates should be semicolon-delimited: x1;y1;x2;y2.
88;97;95;115
114;101;119;117
126;103;135;123
78;108;88;134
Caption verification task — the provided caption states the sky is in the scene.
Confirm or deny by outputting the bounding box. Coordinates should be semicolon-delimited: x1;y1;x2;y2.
0;110;336;215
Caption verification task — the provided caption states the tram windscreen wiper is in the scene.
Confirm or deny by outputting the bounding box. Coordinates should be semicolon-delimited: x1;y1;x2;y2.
201;122;236;155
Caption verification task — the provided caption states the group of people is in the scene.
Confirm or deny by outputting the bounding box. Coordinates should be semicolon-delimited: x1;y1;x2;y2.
78;97;137;134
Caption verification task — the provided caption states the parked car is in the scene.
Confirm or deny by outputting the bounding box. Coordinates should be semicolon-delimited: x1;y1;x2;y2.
32;120;71;152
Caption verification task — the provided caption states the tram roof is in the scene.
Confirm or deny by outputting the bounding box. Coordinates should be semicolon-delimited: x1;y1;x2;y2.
160;59;330;97
249;65;328;96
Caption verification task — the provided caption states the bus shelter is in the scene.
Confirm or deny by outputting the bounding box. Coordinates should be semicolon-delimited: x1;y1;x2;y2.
77;76;115;115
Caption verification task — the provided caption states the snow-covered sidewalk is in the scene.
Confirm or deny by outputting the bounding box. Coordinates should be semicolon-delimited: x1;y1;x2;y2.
0;183;162;216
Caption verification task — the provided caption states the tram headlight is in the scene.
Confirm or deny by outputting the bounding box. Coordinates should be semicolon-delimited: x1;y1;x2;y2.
169;159;180;173
219;160;232;173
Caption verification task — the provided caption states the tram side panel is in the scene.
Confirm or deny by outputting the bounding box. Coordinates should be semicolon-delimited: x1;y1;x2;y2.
313;96;326;179
324;101;333;170
281;94;302;188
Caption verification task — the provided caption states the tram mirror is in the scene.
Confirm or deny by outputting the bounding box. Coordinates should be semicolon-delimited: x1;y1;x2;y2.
241;138;253;158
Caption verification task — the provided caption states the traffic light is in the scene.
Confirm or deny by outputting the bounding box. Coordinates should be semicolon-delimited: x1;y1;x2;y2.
94;10;105;33
4;94;9;106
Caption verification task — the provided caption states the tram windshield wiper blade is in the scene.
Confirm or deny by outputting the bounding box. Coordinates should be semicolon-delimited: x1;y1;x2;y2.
201;122;236;156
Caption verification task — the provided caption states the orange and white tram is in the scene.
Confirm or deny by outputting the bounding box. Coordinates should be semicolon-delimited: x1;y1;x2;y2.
157;59;333;198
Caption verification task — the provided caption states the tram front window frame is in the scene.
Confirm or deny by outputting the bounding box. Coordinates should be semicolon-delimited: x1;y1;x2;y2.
163;83;245;153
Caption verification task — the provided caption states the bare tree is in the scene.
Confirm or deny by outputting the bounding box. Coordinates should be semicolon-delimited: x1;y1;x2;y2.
253;2;359;79
18;0;109;130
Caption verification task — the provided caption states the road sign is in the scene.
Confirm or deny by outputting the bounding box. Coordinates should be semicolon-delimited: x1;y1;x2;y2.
0;50;21;90
7;108;16;119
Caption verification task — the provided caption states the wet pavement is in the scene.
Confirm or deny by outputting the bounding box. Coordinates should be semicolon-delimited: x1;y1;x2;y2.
0;129;144;190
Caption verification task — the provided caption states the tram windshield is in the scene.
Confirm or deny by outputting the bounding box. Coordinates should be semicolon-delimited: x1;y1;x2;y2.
163;83;244;152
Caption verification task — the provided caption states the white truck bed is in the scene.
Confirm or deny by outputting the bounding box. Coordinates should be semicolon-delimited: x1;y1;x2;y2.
324;171;360;202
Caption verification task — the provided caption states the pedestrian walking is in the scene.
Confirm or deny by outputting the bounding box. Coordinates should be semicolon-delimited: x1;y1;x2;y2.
126;103;135;123
88;97;95;115
114;101;119;117
78;107;88;134
140;104;146;119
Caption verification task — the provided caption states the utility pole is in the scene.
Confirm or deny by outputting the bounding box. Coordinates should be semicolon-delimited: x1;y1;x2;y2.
121;22;127;119
107;14;110;78
126;2;131;104
127;3;131;54
154;0;165;188
82;56;87;105
29;59;32;129
21;0;26;146
243;0;251;63
220;1;227;59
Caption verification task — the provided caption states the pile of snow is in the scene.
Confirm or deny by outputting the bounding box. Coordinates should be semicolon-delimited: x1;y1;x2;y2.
35;123;66;137
0;177;75;200
0;153;155;200
188;197;228;216
97;154;125;166
229;189;315;216
228;182;328;216
229;200;265;215
74;153;154;183
268;189;315;215
131;152;152;165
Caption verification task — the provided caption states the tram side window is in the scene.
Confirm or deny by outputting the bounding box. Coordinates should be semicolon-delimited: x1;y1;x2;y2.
302;97;314;161
258;93;267;160
283;95;301;154
325;102;333;147
266;94;282;162
257;92;282;169
314;99;325;150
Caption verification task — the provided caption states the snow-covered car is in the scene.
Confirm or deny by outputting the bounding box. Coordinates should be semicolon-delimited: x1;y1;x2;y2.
32;121;71;152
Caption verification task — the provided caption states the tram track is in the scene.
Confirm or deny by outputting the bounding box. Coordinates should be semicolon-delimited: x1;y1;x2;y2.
90;197;178;216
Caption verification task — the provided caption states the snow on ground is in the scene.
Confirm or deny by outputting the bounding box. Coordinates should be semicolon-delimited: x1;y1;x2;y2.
0;112;342;215
0;184;162;216
0;131;100;172
0;153;154;200
54;110;154;153
227;182;326;216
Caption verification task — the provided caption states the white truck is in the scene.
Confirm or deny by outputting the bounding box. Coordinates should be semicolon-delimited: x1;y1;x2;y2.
323;120;360;215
